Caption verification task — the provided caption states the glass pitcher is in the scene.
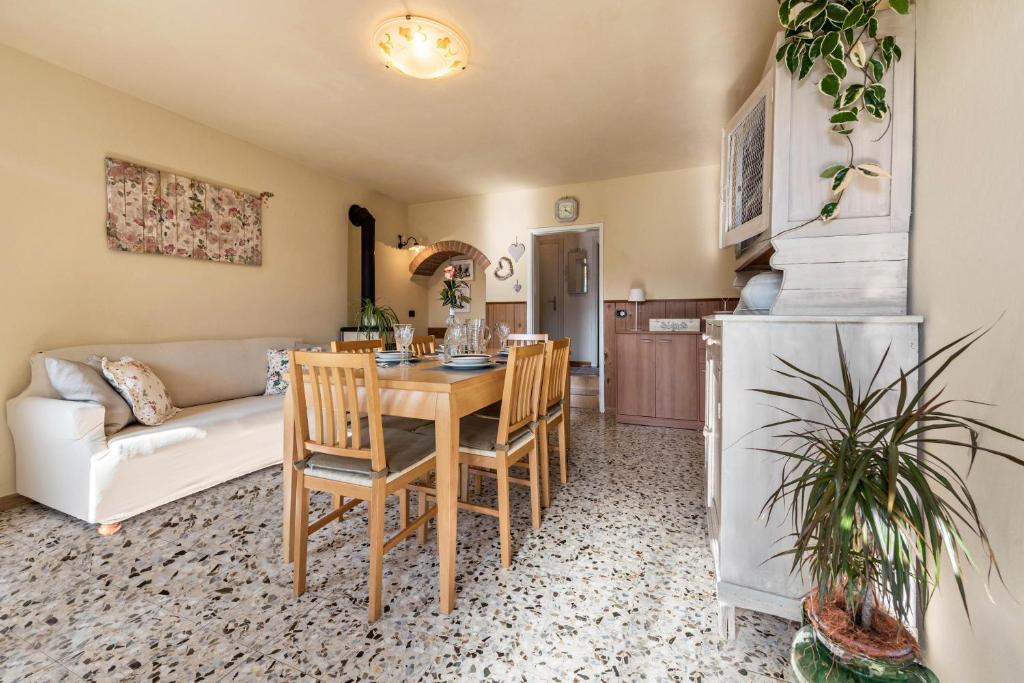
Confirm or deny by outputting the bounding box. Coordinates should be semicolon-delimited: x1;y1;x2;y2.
466;319;492;354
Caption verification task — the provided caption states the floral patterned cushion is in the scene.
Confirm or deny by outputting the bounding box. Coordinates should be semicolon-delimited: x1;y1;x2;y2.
265;347;321;396
100;357;180;426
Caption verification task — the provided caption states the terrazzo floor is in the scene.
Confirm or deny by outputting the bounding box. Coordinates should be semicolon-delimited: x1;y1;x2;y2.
0;410;796;682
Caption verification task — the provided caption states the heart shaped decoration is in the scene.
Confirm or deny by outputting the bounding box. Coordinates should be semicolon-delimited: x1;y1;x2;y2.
512;280;522;293
508;240;526;263
494;256;514;281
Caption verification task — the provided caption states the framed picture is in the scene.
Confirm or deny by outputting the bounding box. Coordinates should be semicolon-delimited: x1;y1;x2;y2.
454;283;471;312
450;258;474;281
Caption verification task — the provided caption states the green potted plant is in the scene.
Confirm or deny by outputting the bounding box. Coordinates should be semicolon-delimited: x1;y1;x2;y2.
357;298;399;350
757;328;1024;680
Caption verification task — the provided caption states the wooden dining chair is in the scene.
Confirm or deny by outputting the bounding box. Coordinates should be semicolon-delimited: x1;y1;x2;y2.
330;339;383;353
412;343;545;567
288;350;437;622
410;335;436;355
537;338;571;507
506;333;549;347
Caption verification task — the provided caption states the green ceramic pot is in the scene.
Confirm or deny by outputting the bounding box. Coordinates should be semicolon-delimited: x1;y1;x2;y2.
791;626;939;682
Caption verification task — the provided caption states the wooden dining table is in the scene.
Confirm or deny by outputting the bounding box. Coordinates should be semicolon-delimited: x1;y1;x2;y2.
281;356;549;614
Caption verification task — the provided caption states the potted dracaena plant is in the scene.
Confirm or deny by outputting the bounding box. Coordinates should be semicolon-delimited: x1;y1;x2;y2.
756;327;1024;680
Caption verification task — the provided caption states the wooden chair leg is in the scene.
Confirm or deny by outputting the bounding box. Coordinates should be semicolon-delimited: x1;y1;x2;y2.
460;462;470;501
367;482;387;622
538;422;551;508
557;419;568;484
332;493;345;523
473;470;483;495
97;522;122;536
417;489;429;545
293;473;309;596
527;444;541;530
398;488;409;529
496;456;512;568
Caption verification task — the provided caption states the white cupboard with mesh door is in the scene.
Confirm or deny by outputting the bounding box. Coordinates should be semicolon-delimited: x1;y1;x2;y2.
720;12;916;315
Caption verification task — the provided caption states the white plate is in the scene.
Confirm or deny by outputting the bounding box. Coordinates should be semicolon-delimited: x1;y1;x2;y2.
442;361;494;370
376;350;412;360
447;354;490;365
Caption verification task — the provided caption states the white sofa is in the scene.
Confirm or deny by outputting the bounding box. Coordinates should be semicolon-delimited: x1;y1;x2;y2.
6;337;302;525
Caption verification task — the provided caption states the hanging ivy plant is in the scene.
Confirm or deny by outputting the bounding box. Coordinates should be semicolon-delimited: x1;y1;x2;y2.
775;0;911;224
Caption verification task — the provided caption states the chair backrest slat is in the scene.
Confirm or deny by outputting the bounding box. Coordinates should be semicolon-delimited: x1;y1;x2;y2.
506;333;548;348
411;335;436;355
541;338;572;413
289;350;387;472
496;342;545;444
331;339;383;353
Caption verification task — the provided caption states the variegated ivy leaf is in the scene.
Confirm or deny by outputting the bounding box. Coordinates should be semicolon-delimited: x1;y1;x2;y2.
809;35;825;60
829;57;848;79
799;52;815;79
833;167;855;194
868;16;879;38
820;202;841;222
825;3;849;23
794;1;827;27
843;28;856;48
830;110;859;124
893;44;903;61
821;31;840;55
866;83;887;101
831;124;854;136
851;41;867;68
840;84;865;107
882;36;896;56
842;4;864;31
890;0;910;14
820;164;847;179
819;74;841;98
779;0;795;27
786;42;801;73
865;104;885;120
856;163;892;178
870;58;885;82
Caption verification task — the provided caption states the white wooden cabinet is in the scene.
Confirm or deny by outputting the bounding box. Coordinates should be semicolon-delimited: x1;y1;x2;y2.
720;12;916;315
703;314;922;638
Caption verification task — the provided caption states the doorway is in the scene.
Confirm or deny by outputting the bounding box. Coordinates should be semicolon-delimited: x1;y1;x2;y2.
530;226;603;408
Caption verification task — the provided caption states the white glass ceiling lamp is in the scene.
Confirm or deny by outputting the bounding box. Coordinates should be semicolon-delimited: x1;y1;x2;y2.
373;15;469;80
628;288;646;331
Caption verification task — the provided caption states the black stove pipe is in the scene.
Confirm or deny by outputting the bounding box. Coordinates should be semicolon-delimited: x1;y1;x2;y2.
348;204;375;304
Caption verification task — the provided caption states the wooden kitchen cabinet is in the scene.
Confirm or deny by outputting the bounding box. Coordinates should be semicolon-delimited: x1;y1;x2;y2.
616;332;701;429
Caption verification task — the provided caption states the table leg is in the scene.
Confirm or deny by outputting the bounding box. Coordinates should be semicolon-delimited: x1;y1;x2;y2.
433;393;460;613
282;391;295;562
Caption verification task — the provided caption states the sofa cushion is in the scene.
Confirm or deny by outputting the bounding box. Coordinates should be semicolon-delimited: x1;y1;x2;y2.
101;357;180;426
45;357;135;435
265;346;322;396
32;337;303;407
302;427;436;486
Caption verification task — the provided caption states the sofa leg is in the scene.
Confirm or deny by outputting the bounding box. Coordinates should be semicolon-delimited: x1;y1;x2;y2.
98;522;122;536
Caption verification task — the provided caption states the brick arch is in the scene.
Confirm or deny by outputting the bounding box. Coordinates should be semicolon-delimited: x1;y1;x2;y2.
408;240;492;277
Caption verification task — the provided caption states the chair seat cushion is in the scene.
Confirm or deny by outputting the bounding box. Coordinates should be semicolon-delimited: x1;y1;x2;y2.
545;404;563;421
381;415;434;432
414;414;534;457
302;427;435;486
473;401;502;419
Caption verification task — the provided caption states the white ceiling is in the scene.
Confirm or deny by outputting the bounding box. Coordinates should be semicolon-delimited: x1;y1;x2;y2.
0;0;777;204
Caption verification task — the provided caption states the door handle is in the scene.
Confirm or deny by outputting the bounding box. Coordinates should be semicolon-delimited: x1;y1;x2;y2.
547;297;557;311
639;338;653;343
656;339;671;343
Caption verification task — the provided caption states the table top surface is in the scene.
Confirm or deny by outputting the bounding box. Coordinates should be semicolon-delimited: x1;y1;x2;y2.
374;357;506;392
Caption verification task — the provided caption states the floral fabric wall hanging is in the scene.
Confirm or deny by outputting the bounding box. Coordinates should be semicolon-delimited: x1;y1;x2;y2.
105;157;263;266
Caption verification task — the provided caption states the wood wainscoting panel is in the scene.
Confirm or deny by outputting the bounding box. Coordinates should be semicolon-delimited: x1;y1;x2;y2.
604;297;737;419
485;302;527;336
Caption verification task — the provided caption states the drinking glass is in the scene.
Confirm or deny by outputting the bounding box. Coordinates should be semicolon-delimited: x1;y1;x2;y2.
394;324;414;367
443;322;464;362
495;322;511;351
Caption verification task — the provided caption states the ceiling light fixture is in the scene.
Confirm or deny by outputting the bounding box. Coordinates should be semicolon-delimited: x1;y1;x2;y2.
373;15;469;80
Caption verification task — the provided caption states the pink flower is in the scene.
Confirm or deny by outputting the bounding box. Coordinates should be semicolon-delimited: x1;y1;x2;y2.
443;265;456;280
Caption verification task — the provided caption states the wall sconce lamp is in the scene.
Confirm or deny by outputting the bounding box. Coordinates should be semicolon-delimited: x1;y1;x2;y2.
397;235;426;255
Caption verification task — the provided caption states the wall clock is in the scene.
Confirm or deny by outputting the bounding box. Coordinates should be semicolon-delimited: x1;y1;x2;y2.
555;196;578;222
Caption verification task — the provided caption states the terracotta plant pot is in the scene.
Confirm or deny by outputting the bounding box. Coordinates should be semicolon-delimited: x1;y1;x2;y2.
799;588;928;680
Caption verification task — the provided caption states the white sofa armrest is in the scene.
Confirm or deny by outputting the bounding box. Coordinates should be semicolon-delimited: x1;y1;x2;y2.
8;396;107;440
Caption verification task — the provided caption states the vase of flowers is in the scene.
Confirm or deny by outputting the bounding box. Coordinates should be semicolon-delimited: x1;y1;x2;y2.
440;264;470;357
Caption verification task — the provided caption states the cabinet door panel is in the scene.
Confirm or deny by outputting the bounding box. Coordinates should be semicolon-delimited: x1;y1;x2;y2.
616;334;656;417
655;335;699;421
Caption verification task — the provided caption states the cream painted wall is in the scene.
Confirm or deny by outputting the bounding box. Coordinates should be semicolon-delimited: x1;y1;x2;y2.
912;1;1024;679
0;45;404;497
406;166;737;311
